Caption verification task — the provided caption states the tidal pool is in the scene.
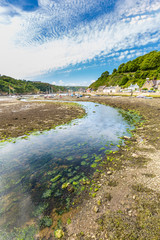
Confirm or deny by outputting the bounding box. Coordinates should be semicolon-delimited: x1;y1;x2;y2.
0;101;132;235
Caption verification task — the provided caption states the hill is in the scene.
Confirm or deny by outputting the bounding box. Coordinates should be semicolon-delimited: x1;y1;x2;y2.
89;51;160;90
0;75;66;94
65;86;87;91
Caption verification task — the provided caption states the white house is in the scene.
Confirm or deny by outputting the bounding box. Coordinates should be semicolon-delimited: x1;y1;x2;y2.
97;86;106;93
128;84;139;91
103;85;121;93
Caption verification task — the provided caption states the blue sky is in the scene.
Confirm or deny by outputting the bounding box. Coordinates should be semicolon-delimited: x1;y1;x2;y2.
0;0;160;86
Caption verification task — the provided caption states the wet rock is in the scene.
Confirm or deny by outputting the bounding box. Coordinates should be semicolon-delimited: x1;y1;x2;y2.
123;136;131;140
67;184;74;192
93;206;99;213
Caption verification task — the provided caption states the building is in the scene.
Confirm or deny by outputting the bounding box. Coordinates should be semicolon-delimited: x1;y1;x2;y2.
128;83;139;91
142;79;160;90
97;86;106;93
86;88;92;93
103;85;121;93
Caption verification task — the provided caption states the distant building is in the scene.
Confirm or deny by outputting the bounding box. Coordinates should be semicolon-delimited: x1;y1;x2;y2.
128;83;139;91
86;88;92;93
142;79;160;90
79;88;86;93
103;85;121;93
97;86;106;93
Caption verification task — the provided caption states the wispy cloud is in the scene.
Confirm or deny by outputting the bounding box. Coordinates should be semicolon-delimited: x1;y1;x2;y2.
0;0;160;79
52;80;88;86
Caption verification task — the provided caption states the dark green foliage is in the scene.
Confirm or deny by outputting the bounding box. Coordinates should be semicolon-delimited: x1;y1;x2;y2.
117;63;125;73
89;50;160;89
101;71;109;78
0;75;66;94
112;68;117;74
119;76;129;86
39;216;53;228
140;51;160;70
0;225;37;240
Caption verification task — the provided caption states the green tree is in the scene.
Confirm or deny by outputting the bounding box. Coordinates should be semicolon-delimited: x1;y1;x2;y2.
112;68;117;74
119;76;129;86
118;63;125;73
101;71;109;78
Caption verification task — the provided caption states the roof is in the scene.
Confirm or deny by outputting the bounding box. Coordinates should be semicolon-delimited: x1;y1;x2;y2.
98;86;106;90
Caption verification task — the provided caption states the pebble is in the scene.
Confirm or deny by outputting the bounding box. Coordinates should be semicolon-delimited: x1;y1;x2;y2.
133;195;136;200
107;171;112;175
93;206;99;213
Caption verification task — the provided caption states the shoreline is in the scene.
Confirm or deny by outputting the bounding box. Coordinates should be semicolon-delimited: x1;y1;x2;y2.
0;99;85;141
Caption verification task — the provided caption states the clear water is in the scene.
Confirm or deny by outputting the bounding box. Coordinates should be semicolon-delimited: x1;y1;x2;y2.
0;102;131;232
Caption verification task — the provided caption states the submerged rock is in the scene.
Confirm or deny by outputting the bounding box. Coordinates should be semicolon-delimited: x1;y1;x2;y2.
67;183;74;192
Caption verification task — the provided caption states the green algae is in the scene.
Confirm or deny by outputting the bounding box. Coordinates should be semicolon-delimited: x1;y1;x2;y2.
66;156;73;161
42;189;52;198
91;163;97;168
50;174;62;182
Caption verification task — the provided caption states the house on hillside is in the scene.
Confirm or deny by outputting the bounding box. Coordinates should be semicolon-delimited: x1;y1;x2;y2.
128;83;139;91
97;86;106;93
142;79;160;90
103;85;121;93
86;88;92;93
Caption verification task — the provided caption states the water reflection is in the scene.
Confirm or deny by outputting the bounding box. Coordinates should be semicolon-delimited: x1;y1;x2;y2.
0;102;131;232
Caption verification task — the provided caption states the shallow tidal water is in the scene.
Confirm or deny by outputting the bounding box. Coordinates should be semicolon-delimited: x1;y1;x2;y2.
0;101;132;235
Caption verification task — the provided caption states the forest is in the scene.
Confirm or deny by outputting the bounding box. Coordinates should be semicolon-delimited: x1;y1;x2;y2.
0;75;66;94
89;51;160;90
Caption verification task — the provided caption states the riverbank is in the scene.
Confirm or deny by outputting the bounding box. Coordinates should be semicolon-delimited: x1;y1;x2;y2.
0;98;85;140
61;96;160;240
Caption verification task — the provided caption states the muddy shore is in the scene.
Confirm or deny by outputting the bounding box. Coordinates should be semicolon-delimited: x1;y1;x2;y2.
0;96;160;239
0;98;85;140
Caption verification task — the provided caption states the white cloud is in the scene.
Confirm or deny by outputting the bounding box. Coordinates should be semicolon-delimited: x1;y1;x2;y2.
0;0;160;79
91;80;96;83
52;81;56;85
52;80;88;86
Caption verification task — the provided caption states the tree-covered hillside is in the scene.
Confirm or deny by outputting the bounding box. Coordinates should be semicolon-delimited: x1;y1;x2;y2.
0;75;66;94
89;51;160;90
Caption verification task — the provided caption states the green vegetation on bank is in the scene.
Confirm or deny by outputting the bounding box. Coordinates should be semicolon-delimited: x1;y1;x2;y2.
89;50;160;89
0;75;66;94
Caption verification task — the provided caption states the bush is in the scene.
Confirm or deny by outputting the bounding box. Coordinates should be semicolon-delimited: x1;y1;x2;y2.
39;216;53;228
